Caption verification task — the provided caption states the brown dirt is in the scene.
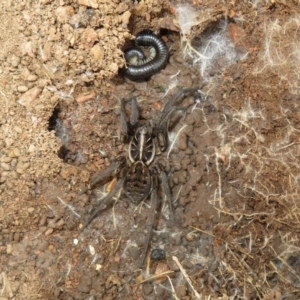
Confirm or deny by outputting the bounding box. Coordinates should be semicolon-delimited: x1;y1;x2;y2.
1;0;300;299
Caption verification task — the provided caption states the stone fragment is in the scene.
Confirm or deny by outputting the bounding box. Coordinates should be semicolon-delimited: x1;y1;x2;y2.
90;44;104;60
27;74;37;82
81;28;98;49
17;86;28;92
18;87;41;108
76;92;96;103
78;0;98;9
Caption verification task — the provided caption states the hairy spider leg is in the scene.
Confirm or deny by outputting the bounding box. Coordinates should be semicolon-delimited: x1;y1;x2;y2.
120;98;128;143
78;158;126;195
80;177;125;231
157;88;199;151
139;170;158;267
130;97;139;127
160;168;174;222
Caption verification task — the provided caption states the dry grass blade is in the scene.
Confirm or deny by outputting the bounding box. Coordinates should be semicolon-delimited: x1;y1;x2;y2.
172;256;201;299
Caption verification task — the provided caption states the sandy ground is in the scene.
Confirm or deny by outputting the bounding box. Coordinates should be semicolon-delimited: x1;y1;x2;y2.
1;0;300;299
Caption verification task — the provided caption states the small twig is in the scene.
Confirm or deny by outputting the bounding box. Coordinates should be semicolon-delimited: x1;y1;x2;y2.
133;270;174;286
172;256;201;299
167;276;180;300
1;272;13;297
167;125;187;159
57;196;81;218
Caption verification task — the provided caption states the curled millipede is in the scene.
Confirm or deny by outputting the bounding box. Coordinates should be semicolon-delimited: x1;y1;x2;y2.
122;30;169;80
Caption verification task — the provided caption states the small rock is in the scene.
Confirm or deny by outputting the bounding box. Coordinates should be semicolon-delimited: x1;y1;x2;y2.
77;275;92;293
14;232;20;242
142;283;153;296
39;215;47;226
78;0;98;9
27;74;37;82
5;138;14;147
55;6;75;23
177;132;188;151
1;163;10;171
11;171;19;179
81;28;98;49
154;262;169;284
55;219;65;228
19;156;29;162
1;157;12;163
121;11;131;26
16;161;30;174
0;176;7;183
17;86;28;92
20;41;35;58
28;144;36;153
28;207;35;213
11;148;20;158
6;244;13;254
76;92;96;103
14;126;22;134
11;55;21;67
45;228;53;236
18;87;41;108
90;44;104;60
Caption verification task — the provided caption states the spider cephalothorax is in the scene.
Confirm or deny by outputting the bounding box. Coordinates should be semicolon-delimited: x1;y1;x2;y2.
79;88;199;266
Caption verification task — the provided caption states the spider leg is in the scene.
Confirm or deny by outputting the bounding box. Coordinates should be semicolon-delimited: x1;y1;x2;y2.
160;169;174;222
120;98;128;143
159;87;199;125
139;173;158;267
78;157;126;195
80;177;125;231
157;88;199;151
130;97;139;127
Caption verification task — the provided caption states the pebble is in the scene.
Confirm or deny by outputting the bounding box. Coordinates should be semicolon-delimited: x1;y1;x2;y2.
11;55;21;67
81;28;98;49
142;283;153;296
27;74;37;82
1;157;12;163
6;244;13;254
76;92;96;103
1;163;10;171
17;85;29;92
18;87;41;108
77;275;92;293
28;144;36;153
14;126;22;134
55;219;65;228
55;6;75;24
11;171;19;179
154;262;169;284
16;162;30;174
11;148;20;157
177;132;188;151
39;215;47;226
78;0;98;9
14;232;20;242
90;44;104;60
11;159;17;167
45;228;53;236
0;176;7;183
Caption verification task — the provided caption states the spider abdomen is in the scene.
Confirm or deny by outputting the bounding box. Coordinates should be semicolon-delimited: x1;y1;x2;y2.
124;161;152;204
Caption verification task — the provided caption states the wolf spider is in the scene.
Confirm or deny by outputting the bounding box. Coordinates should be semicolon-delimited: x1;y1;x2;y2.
79;88;199;266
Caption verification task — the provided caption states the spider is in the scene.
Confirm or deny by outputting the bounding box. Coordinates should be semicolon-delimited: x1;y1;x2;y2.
79;87;199;267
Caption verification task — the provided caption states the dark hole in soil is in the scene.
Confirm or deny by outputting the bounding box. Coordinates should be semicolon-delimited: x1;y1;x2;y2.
58;145;70;160
48;105;70;160
48;105;60;132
